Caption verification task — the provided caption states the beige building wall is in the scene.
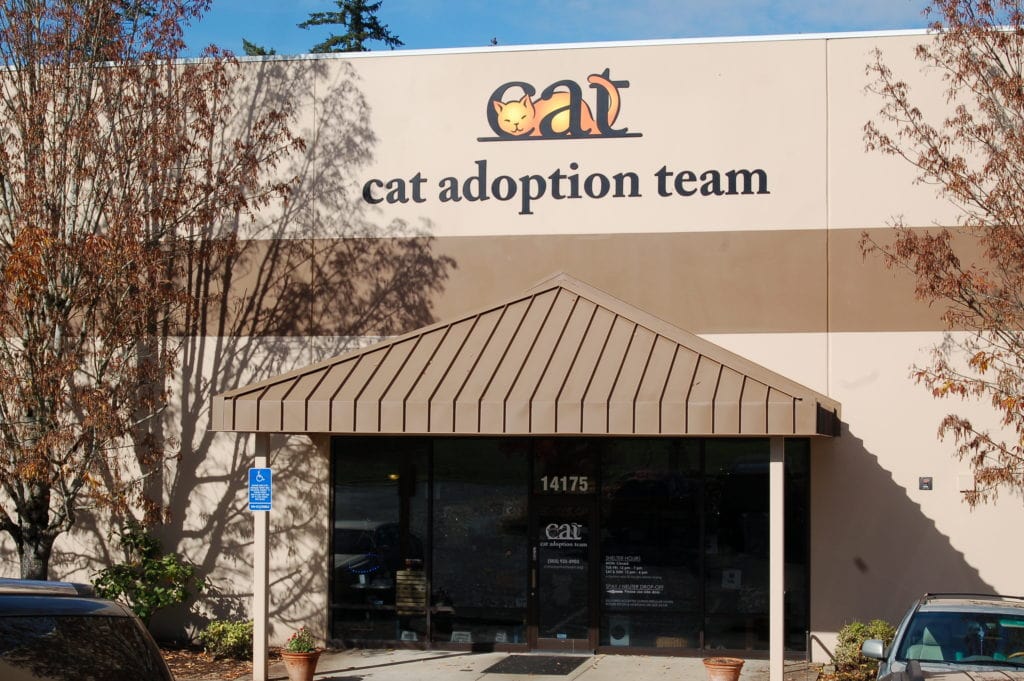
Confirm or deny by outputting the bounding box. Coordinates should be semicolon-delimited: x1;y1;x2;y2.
4;30;1018;661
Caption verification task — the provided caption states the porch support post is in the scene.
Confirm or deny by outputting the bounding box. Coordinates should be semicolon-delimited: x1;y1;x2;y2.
770;436;785;681
253;433;270;681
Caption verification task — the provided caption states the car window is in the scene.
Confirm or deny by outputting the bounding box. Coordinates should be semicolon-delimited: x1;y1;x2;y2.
0;615;173;681
896;611;1024;664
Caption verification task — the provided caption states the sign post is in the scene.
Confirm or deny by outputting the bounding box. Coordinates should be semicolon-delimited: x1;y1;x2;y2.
250;440;271;681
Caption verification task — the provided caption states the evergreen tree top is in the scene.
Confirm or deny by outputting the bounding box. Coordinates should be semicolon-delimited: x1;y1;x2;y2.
298;0;402;53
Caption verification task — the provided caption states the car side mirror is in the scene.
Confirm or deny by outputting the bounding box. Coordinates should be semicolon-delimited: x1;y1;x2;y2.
862;639;886;660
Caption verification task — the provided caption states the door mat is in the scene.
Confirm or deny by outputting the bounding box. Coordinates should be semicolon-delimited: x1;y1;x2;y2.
483;655;588;676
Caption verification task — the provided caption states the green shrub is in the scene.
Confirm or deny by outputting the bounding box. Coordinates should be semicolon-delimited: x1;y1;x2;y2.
199;619;254;660
92;520;204;625
835;619;897;681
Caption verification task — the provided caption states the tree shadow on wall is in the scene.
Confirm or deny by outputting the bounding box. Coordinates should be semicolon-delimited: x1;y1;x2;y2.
58;57;455;640
809;422;993;657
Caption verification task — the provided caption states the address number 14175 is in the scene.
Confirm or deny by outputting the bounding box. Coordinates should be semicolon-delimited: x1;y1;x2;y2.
540;475;590;493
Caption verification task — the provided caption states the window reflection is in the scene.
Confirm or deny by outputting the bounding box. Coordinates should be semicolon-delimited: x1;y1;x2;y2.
0;616;172;680
331;438;428;643
703;440;811;652
328;436;811;653
432;439;528;644
600;439;702;649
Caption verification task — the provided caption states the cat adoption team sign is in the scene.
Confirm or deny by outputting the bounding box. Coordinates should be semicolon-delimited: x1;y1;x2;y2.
361;68;770;216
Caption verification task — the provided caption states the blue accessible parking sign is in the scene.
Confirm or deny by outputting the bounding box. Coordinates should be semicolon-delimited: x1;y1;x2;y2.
248;468;272;511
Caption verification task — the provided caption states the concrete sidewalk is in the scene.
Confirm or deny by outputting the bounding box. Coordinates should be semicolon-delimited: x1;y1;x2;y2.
260;649;823;681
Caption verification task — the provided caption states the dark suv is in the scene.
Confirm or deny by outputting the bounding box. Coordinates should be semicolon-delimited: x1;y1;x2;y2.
862;593;1024;681
0;578;174;680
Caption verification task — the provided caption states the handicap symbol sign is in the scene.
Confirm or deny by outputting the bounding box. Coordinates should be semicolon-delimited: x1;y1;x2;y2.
249;468;272;512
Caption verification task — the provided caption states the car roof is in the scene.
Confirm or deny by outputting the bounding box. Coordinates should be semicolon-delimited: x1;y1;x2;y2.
0;578;133;617
919;593;1024;615
0;578;95;596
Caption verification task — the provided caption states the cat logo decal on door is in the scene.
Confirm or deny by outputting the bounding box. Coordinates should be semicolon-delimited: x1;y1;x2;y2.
545;522;584;541
480;68;642;141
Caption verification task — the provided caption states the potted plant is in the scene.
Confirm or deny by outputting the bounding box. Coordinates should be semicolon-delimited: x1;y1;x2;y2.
702;656;744;681
280;626;321;681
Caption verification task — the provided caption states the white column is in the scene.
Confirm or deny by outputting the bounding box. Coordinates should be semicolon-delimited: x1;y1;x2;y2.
769;437;785;681
253;433;270;681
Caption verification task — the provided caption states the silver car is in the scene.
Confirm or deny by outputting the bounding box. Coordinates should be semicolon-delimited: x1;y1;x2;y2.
862;593;1024;681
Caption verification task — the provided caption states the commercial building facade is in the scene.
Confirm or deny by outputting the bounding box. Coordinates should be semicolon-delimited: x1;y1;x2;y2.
209;27;1014;661
4;28;1016;666
215;274;837;656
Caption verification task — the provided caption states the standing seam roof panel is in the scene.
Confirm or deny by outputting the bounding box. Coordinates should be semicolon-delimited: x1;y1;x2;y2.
430;307;508;432
403;319;476;433
636;336;678;433
332;349;389;432
555;306;616;433
478;289;562;433
454;297;539;433
282;368;331;431
379;328;448;432
502;290;579;433
531;297;597;433
582;316;636;434
608;326;657;434
356;338;419;433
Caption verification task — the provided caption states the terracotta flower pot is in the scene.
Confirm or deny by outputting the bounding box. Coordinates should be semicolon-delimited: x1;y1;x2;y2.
281;649;322;681
703;656;744;681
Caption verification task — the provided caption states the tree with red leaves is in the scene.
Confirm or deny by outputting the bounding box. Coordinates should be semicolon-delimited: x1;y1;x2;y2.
0;0;302;579
865;0;1024;506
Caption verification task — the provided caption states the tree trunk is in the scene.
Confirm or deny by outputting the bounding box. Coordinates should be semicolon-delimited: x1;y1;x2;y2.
18;482;56;580
18;531;54;580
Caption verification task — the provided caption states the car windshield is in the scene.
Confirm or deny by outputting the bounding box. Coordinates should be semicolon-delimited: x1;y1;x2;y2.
896;610;1024;666
0;615;173;681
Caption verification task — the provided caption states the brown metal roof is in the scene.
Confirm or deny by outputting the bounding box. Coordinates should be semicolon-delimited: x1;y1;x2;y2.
211;273;841;436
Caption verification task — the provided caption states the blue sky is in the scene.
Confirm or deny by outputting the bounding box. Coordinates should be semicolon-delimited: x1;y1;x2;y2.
182;0;931;57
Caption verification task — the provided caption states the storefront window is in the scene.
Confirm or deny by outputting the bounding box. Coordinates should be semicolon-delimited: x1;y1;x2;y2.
704;440;770;650
600;439;702;649
432;440;529;644
329;435;810;653
331;438;428;643
785;439;811;652
703;439;811;652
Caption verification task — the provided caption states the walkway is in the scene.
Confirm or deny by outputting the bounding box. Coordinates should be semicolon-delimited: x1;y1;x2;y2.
257;649;823;681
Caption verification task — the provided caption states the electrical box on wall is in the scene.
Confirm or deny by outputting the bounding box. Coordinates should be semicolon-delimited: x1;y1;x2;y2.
919;476;933;491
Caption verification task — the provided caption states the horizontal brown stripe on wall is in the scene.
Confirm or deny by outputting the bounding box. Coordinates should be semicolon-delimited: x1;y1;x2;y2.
197;228;949;338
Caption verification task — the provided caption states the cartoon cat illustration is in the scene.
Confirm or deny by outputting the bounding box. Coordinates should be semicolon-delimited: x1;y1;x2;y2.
491;72;622;137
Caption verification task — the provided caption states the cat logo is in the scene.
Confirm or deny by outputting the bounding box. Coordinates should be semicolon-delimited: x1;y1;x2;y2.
480;68;641;141
545;522;584;541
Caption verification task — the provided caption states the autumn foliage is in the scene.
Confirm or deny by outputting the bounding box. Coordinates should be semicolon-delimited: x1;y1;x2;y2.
0;0;301;578
864;0;1024;505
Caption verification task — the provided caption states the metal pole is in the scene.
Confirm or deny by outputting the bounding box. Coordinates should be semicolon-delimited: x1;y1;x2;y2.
253;433;270;681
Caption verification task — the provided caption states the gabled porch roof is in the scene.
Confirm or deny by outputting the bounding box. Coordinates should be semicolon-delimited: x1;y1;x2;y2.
212;273;840;437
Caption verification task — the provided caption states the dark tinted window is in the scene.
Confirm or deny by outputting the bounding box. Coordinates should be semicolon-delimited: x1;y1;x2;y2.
331;437;429;642
702;439;811;652
0;615;172;681
600;439;702;648
432;439;529;644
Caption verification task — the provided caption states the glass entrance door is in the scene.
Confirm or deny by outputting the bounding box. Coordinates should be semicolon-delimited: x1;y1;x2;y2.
533;498;597;651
